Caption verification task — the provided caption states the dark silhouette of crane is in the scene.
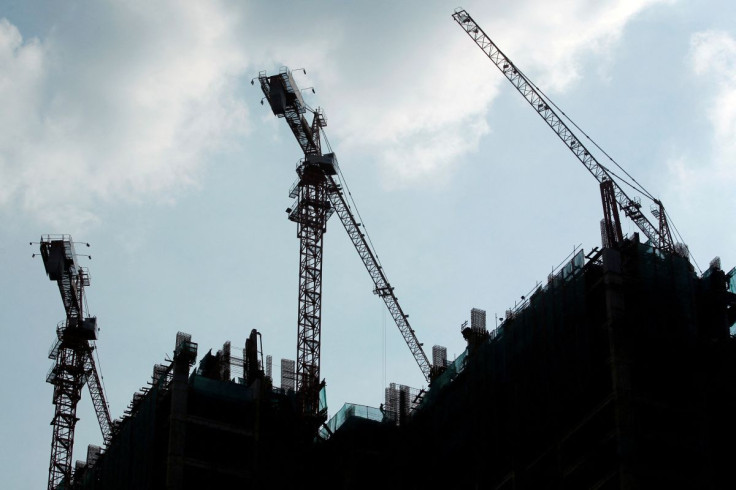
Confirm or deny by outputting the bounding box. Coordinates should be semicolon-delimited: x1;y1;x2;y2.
452;9;683;254
36;235;112;490
255;68;433;419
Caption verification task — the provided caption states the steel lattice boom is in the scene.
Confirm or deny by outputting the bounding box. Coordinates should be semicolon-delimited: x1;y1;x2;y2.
452;9;675;252
84;344;113;444
324;176;432;381
39;235;112;490
46;339;86;490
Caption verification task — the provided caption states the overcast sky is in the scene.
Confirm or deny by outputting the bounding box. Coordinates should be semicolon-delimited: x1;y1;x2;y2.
2;1;735;488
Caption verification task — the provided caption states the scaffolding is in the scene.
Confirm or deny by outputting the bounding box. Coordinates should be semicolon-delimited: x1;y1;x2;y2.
281;359;296;392
383;383;423;426
432;345;447;369
471;308;487;332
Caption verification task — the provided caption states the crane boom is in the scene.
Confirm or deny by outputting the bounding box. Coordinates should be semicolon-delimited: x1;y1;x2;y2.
452;9;675;252
84;346;113;445
325;175;432;382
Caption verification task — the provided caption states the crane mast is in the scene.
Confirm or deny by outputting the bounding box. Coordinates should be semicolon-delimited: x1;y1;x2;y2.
257;68;432;387
258;68;333;418
39;235;112;490
452;9;676;252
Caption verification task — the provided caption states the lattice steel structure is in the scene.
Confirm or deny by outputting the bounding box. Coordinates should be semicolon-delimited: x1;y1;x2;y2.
258;67;433;386
325;180;432;381
384;382;423;426
453;9;677;253
258;68;332;416
293;163;330;414
39;235;113;490
281;359;296;392
432;345;448;369
600;179;624;248
470;308;487;332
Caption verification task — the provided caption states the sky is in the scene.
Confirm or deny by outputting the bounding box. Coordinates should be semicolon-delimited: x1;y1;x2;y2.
1;0;735;487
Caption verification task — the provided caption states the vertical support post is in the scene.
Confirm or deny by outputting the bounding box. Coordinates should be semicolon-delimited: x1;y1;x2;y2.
602;248;638;487
166;333;196;490
295;174;330;416
47;342;86;490
166;357;189;490
258;69;333;418
655;200;675;252
600;180;623;248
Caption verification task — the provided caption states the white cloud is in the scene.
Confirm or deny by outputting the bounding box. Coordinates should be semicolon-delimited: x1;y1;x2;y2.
0;0;674;225
0;18;46;207
323;0;671;189
0;1;249;228
497;0;672;90
691;30;736;180
329;39;497;190
658;28;736;267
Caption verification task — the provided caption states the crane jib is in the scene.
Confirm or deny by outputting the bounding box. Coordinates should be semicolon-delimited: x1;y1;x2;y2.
326;176;432;382
452;9;674;252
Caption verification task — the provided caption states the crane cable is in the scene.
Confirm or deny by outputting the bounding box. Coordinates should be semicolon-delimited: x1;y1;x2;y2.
508;64;704;268
305;68;701;277
664;207;702;273
520;70;657;202
530;76;700;270
317;118;407;387
321;128;387;272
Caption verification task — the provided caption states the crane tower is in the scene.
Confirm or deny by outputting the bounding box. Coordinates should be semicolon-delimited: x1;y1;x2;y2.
257;69;334;418
38;235;113;490
256;68;433;406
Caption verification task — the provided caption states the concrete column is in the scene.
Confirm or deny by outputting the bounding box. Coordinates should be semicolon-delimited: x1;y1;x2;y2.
166;355;190;490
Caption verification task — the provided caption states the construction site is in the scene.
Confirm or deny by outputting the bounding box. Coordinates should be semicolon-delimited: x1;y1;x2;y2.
36;9;736;490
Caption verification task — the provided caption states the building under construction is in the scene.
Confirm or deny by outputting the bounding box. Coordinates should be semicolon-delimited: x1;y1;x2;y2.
59;235;736;489
70;331;324;489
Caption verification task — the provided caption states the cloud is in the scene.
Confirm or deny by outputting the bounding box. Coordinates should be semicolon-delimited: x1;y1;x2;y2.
0;0;673;226
658;28;736;266
0;1;249;228
327;38;497;189
0;18;46;208
691;30;736;180
321;0;671;189
496;0;672;90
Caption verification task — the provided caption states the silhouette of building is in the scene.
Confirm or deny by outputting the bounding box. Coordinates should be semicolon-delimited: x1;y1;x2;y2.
69;236;736;489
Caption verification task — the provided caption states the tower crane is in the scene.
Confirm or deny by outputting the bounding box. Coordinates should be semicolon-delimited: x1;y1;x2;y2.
452;9;681;254
255;68;433;415
36;235;113;490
